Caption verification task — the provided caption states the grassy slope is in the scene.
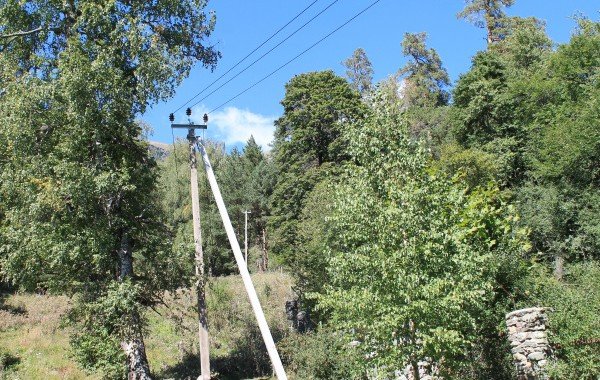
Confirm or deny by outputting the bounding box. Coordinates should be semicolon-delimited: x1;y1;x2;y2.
0;272;294;379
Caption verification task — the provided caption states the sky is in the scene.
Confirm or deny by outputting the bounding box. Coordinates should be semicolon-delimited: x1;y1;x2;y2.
143;0;599;151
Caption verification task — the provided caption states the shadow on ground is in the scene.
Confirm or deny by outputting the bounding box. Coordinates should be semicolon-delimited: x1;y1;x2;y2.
157;323;282;380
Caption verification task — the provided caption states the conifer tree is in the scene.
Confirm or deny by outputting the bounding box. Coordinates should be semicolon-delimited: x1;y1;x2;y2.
458;0;515;44
343;48;374;96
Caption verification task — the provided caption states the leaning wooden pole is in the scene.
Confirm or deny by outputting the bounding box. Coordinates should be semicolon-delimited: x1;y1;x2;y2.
188;128;211;380
197;141;288;380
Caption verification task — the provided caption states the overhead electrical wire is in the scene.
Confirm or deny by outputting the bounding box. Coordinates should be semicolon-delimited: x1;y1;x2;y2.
178;0;342;114
206;0;383;115
172;0;322;114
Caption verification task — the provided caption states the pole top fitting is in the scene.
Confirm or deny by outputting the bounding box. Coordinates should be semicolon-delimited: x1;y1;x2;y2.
203;113;208;124
186;108;192;117
169;113;174;122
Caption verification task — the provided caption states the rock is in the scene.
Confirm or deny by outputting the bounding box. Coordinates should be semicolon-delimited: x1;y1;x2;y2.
528;352;545;361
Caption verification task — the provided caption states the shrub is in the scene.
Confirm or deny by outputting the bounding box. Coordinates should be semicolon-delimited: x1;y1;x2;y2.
280;328;366;380
525;262;600;379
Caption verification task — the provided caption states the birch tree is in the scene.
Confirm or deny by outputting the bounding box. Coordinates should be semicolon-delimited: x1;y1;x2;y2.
0;1;218;377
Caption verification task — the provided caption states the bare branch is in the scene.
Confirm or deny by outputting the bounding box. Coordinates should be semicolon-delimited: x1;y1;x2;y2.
0;27;43;39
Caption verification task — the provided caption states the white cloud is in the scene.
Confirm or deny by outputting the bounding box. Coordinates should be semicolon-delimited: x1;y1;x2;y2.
190;106;276;151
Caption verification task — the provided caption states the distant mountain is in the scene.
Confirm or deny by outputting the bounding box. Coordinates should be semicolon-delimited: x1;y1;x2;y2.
148;141;171;161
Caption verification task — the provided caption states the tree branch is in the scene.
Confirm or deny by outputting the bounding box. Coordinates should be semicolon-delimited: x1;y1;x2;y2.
0;27;43;39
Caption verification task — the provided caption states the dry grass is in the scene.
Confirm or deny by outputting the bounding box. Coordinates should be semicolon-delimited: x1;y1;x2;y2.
148;272;294;379
0;293;96;379
0;272;295;379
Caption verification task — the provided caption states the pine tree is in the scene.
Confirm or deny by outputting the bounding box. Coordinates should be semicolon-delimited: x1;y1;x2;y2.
343;48;374;96
270;71;364;263
399;32;450;108
458;0;515;44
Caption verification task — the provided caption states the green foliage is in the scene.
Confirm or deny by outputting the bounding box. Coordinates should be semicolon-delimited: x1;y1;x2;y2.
0;0;219;375
397;32;450;150
270;70;365;262
280;328;366;380
343;48;374;96
525;262;600;379
458;0;515;44
290;173;338;317
517;19;600;267
67;281;149;379
314;91;528;376
399;32;450;108
70;325;126;379
158;140;234;276
157;137;274;276
452;51;514;146
448;17;553;190
436;143;502;188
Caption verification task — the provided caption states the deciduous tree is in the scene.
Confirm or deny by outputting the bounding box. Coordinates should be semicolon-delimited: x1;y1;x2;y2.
0;0;218;376
316;90;527;377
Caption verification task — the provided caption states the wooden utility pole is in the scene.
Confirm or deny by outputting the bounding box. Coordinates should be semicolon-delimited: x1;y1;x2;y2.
171;110;210;380
243;210;251;265
188;127;210;380
171;110;287;379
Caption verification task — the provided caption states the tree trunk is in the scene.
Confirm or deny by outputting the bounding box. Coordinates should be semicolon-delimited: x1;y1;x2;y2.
118;233;152;379
121;339;152;380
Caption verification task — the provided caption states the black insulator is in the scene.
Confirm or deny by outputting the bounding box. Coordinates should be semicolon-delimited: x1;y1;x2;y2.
186;107;192;117
203;113;208;123
169;113;174;122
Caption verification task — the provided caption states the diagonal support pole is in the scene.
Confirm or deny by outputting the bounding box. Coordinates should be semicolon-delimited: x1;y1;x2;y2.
196;140;288;380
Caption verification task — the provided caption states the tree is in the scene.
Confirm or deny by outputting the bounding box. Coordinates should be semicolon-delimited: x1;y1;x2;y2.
518;18;600;278
243;135;264;167
343;48;374;96
0;0;218;376
399;32;450;108
159;140;239;277
242;136;275;271
315;90;528;378
447;17;551;188
525;262;600;379
458;0;515;44
398;32;450;144
270;71;364;263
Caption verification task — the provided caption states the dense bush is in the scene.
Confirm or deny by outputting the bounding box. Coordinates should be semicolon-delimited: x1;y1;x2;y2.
525;262;600;379
280;328;366;380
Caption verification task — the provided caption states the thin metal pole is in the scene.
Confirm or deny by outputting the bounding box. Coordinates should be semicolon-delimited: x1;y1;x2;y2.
188;129;210;380
243;210;251;265
197;141;288;380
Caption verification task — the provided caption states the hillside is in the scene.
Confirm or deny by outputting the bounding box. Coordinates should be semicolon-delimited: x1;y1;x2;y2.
0;273;294;379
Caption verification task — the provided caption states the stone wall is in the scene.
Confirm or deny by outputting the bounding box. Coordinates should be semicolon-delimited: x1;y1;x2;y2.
506;307;551;380
396;359;437;380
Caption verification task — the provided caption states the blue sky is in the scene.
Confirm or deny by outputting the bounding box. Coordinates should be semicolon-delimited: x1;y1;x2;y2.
143;0;599;150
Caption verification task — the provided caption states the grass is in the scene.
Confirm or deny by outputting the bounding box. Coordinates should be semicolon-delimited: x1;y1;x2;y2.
0;272;294;379
0;293;95;379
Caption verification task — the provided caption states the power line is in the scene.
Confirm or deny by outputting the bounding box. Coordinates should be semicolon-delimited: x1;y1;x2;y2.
172;0;321;114
185;0;341;111
207;0;383;115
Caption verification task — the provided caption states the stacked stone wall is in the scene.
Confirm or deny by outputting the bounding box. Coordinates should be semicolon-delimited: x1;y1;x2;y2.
506;307;551;380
